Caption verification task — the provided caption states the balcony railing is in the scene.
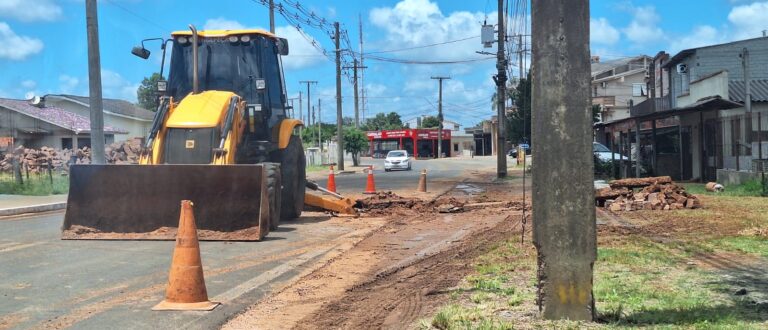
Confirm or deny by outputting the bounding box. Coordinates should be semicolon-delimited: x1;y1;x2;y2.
592;96;615;107
631;95;672;117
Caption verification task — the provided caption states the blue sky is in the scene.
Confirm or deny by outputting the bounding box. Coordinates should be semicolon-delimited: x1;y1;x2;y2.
1;0;767;127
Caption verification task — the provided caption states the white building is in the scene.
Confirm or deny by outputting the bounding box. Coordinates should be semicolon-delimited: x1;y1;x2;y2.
45;94;154;142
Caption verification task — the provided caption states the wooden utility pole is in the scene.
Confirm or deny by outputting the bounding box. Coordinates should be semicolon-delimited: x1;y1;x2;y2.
268;0;275;34
85;0;105;164
531;0;596;321
359;14;366;123
343;60;368;128
431;76;450;158
298;91;303;135
494;0;507;177
335;22;344;170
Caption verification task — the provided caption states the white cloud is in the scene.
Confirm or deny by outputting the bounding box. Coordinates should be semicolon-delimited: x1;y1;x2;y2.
622;6;664;45
591;18;620;45
365;83;387;97
101;69;139;102
0;22;43;60
369;0;490;61
0;0;62;22
669;25;724;53
59;75;80;94
203;18;246;30
728;1;768;39
20;80;36;89
203;17;325;70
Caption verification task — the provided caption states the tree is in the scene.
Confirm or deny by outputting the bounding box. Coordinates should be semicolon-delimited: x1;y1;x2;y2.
137;73;163;111
506;74;532;144
419;116;440;128
343;127;368;166
592;104;602;123
361;112;404;131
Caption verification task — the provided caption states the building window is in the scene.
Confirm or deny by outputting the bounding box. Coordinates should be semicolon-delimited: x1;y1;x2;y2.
453;143;459;152
632;83;647;97
61;138;73;150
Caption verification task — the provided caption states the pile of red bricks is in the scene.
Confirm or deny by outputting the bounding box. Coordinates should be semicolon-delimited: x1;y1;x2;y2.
596;176;702;212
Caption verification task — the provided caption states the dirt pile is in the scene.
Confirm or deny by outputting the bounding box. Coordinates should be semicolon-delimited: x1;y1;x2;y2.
596;176;702;211
355;192;470;216
0;138;143;173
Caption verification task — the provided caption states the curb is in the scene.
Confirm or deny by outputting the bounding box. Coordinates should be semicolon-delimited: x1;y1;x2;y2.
0;202;67;217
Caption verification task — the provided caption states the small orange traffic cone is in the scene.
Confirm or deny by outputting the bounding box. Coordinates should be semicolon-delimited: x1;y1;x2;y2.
363;165;377;194
417;169;427;192
327;165;337;193
153;200;219;311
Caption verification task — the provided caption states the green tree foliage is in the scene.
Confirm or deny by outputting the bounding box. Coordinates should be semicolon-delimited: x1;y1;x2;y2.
361;112;404;131
506;75;531;144
137;73;163;111
420;116;440;128
300;123;336;148
343;127;369;166
592;104;602;123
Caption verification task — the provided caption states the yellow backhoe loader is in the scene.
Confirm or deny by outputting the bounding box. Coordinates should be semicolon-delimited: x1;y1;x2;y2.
62;26;353;241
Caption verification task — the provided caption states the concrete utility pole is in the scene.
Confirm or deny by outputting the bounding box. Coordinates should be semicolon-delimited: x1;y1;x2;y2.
298;91;303;135
343;59;368;128
268;0;275;34
430;76;450;158
318;99;322;151
531;0;596;321
85;0;105;164
742;48;752;113
359;14;366;123
299;80;317;124
335;22;344;170
493;0;508;178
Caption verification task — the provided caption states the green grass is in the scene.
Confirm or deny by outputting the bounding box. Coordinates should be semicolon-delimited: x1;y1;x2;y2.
0;175;69;195
305;164;328;173
683;179;767;197
595;239;767;328
707;236;768;258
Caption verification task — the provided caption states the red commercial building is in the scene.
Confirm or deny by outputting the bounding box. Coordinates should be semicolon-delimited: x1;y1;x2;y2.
366;128;451;158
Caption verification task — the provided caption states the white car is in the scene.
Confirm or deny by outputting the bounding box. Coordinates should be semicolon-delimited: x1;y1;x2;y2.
384;150;412;171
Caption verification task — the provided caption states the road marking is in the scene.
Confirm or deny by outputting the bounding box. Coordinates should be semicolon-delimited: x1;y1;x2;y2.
213;246;333;302
0;242;44;253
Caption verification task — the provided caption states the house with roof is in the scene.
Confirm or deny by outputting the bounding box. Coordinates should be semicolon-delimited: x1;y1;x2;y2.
44;94;154;142
591;55;653;123
0;98;127;151
596;35;768;184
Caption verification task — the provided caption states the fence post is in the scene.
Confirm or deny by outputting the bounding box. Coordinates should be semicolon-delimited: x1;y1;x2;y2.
12;157;23;185
24;162;29;181
48;160;53;185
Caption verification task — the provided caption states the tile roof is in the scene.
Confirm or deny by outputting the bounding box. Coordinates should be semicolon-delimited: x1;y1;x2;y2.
0;98;127;134
729;80;768;103
52;94;155;120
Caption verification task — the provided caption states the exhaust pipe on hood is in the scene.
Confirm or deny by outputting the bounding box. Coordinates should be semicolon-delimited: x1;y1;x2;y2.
189;24;199;94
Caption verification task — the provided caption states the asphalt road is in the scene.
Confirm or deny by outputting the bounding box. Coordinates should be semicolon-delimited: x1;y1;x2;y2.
314;156;499;195
0;156;498;329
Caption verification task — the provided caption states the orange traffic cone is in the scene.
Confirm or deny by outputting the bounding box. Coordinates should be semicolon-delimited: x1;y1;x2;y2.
363;165;377;194
417;169;427;192
327;165;337;193
153;200;219;311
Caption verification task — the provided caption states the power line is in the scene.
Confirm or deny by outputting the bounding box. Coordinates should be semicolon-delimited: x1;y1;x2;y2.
365;54;495;65
358;36;480;55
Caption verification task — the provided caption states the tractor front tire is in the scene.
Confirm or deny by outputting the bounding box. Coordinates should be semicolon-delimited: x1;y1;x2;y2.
264;163;282;231
280;135;306;220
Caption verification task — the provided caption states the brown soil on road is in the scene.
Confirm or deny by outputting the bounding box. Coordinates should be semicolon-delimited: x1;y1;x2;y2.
223;177;526;330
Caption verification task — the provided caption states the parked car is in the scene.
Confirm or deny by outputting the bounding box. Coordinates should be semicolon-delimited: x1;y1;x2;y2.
507;145;531;158
593;142;628;162
384;150;412;171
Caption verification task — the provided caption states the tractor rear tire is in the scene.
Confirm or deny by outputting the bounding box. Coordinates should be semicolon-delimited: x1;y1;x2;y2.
280;135;306;220
264;163;282;231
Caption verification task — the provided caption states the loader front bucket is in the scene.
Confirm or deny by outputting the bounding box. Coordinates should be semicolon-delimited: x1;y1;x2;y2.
62;164;271;241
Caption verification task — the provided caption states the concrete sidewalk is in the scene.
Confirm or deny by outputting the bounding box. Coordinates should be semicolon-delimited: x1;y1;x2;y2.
0;194;67;217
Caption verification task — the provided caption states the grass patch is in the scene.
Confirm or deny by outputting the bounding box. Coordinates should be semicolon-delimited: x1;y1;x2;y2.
595;239;766;328
0;176;69;195
305;164;328;173
708;236;768;258
683;180;767;197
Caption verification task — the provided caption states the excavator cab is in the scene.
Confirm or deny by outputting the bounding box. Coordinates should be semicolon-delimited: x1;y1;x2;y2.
62;26;306;241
